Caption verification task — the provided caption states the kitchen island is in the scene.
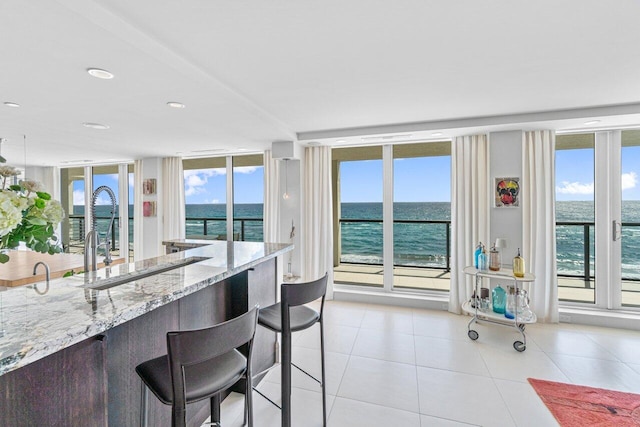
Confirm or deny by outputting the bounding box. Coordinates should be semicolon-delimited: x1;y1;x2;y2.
0;240;291;426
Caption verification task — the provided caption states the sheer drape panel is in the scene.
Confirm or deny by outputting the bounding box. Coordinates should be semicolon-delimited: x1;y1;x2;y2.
450;135;490;314
523;131;559;323
162;157;186;241
303;146;334;299
263;149;280;243
133;159;144;261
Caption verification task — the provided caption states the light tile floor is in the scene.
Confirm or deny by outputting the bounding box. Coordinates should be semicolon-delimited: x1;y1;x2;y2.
213;300;640;427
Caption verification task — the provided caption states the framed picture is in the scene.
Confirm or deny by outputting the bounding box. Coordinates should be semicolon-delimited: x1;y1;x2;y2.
143;201;156;217
143;178;156;195
495;177;520;207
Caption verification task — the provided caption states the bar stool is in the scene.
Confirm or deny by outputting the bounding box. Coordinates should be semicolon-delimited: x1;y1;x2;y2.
135;307;259;427
254;273;328;427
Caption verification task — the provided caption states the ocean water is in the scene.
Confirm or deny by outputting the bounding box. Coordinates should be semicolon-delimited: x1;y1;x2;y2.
78;201;640;279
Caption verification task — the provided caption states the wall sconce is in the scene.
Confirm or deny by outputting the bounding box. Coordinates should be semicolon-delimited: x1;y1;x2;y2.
282;159;290;200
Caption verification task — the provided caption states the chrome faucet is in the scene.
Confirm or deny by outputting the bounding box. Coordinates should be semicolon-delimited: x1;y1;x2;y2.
33;261;50;284
84;186;116;272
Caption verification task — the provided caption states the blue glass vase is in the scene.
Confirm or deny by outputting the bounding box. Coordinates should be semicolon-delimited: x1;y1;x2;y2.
492;285;506;314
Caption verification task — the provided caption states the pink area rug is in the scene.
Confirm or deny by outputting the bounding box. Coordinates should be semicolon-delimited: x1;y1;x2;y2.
528;378;640;426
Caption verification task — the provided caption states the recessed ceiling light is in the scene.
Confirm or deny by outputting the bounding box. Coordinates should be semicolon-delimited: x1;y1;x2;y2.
82;122;110;130
584;120;601;125
4;102;20;108
87;68;114;79
431;132;443;137
167;102;186;109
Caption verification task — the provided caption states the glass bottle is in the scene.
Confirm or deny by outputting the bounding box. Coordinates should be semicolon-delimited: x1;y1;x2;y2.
517;289;534;322
513;248;525;278
504;286;516;319
478;247;488;271
492;285;506;314
489;245;501;271
474;242;483;268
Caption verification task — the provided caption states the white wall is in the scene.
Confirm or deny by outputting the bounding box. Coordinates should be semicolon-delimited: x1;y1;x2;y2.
140;158;163;259
489;130;523;262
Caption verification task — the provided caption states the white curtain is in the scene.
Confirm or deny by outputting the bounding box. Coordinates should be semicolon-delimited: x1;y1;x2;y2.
162;157;186;241
449;135;490;314
303;146;334;299
133;159;144;261
523;131;558;323
263;149;280;243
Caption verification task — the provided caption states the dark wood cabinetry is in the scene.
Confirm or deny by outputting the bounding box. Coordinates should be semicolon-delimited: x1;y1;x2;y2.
0;336;108;427
0;257;277;427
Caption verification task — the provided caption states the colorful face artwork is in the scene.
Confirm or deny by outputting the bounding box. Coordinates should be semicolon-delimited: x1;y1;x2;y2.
496;178;520;207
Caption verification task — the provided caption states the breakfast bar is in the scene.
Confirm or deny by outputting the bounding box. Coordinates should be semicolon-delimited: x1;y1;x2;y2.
0;241;291;427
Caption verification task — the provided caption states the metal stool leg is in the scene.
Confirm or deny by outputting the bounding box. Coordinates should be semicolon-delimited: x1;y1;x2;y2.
245;369;254;427
281;330;292;427
211;394;221;426
319;319;327;427
140;381;149;427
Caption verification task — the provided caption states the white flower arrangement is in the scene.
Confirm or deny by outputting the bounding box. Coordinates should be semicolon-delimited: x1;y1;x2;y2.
0;167;65;263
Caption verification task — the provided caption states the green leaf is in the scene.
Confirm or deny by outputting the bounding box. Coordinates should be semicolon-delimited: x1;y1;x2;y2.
36;191;51;200
34;198;45;209
27;217;47;226
8;184;22;191
0;252;9;263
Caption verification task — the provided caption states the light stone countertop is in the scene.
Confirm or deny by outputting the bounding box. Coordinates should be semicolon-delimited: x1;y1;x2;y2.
0;240;291;376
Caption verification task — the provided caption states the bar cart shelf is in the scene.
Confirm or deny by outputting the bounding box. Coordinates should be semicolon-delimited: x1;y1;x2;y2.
462;266;536;352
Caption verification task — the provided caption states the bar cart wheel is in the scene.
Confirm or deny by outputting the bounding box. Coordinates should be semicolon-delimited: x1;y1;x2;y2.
468;330;479;341
513;341;526;352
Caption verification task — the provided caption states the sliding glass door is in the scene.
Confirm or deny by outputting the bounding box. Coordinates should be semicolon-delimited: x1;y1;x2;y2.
556;130;640;310
332;142;451;292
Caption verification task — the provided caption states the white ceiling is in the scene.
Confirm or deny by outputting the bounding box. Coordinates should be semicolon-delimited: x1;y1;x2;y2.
2;0;640;167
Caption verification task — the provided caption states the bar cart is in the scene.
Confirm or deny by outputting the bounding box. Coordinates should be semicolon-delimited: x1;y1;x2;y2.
462;266;536;352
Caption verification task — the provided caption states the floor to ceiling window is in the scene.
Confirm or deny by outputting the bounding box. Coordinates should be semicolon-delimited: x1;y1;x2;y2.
555;134;596;303
60;164;133;260
393;142;451;291
183;154;264;241
183;157;227;239
621;130;640;307
332;141;451;292
332;146;384;287
232;154;264;242
60;167;85;253
556;130;640;309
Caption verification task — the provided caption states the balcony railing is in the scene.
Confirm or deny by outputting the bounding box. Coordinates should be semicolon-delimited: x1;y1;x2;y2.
185;217;263;241
338;218;640;283
339;218;451;271
556;221;640;284
68;215;265;248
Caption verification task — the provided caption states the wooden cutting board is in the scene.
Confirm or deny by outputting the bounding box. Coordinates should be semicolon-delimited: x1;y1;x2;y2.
0;251;125;287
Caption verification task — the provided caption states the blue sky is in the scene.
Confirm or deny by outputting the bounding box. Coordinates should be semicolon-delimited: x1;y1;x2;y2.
73;173;134;205
556;146;640;201
340;157;452;202
184;166;264;204
72;146;639;206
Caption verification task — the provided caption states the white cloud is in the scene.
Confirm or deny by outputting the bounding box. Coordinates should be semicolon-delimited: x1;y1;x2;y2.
234;166;258;174
73;190;84;205
129;174;134;188
622;171;638;191
183;168;225;198
556;181;594;195
93;194;113;205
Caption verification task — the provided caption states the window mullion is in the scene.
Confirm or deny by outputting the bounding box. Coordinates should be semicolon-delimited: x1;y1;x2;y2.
383;145;394;291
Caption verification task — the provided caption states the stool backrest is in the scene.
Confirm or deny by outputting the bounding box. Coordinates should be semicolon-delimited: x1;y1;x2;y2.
166;306;259;408
281;273;328;308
